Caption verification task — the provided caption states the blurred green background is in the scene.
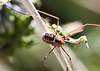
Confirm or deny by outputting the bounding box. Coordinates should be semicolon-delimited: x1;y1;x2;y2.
0;0;100;71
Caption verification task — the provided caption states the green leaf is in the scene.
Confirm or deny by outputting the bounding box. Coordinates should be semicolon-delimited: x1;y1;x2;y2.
0;0;11;7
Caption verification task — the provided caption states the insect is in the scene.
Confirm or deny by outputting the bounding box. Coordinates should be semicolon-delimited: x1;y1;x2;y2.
37;11;100;71
37;10;100;71
5;4;100;71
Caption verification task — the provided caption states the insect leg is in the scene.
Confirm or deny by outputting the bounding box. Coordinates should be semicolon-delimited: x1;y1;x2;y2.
61;46;73;70
37;10;59;31
62;24;100;38
41;17;56;33
6;5;60;35
40;46;56;67
37;10;59;27
59;47;68;71
53;18;59;42
63;30;83;39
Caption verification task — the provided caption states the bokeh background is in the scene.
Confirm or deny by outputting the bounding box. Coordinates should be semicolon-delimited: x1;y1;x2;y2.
0;0;100;71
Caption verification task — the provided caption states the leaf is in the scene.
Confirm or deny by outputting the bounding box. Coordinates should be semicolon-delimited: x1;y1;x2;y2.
0;0;11;7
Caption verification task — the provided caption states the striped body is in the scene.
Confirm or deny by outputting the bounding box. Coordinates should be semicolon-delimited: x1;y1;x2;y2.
42;33;65;47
